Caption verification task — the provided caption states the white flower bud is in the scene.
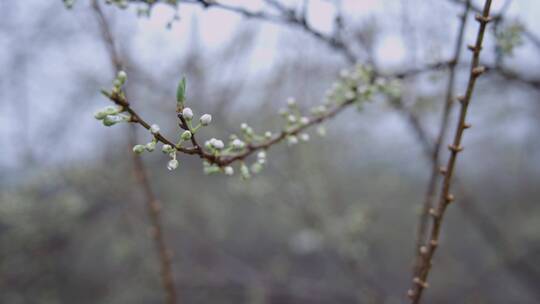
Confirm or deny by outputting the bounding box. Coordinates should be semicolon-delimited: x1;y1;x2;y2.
200;114;212;126
209;138;224;150
145;141;156;152
150;124;160;135
231;139;245;150
117;70;127;85
133;144;145;154
287;135;298;146
257;151;266;160
167;159;179;171
287;97;296;107
240;123;248;130
181;130;192;140
264;131;272;139
300;117;309;125
162;144;174;154
300;133;310;142
182;107;193;120
240;163;251;180
224;166;234;176
288;115;297;124
344;90;356;100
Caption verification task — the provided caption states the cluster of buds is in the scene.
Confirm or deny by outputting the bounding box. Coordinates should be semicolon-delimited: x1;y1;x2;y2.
95;64;401;178
94;71;132;127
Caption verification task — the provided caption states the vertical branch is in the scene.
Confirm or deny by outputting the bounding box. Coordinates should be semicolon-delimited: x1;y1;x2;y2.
91;1;177;303
413;0;470;272
408;1;493;303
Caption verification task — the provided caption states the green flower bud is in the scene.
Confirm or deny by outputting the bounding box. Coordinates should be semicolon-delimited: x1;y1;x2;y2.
181;130;192;141
162;144;175;154
117;70;127;85
133;144;145;154
167;159;179;171
145;141;156;152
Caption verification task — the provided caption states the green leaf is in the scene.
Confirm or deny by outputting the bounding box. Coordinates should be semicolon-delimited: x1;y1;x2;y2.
176;76;187;108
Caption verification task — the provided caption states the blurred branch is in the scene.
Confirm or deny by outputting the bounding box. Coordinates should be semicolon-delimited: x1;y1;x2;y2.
91;2;178;304
408;1;493;302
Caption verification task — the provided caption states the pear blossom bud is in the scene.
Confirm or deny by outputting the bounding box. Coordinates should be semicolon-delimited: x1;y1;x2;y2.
167;159;179;171
224;166;234;176
200;114;212;126
162;144;175;154
209;138;224;150
264;131;272;139
300;133;310;142
345;90;356;100
231;139;245;150
145;141;156;152
287;97;296;107
182;107;193;120
288;115;297;124
287;135;298;146
300;117;309;125
150;124;160;135
117;70;127;85
257;151;266;160
103;115;122;127
240;163;251;180
181;130;192;141
240;123;248;131
133;144;145;154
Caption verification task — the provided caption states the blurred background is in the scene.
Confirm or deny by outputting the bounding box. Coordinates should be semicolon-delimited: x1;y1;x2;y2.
1;0;540;303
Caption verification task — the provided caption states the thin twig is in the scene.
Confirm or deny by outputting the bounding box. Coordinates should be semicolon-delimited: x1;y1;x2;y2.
413;0;470;276
408;1;493;303
91;2;178;303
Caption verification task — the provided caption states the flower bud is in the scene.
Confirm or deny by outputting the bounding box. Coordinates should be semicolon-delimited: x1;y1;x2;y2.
287;97;296;107
117;70;127;85
240;163;251;180
133;144;145;154
287;135;298;146
167;159;179;171
162;144;175;154
103;115;120;127
257;151;266;160
300;133;310;142
150;124;160;135
231;139;245;150
288;115;297;124
182;107;193;120
264;131;272;139
200;114;212;126
300;117;309;125
181;130;192;141
209;138;224;150
224;166;234;176
145;141;156;152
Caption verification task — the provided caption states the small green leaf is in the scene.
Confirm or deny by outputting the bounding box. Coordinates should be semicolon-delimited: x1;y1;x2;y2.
176;76;187;108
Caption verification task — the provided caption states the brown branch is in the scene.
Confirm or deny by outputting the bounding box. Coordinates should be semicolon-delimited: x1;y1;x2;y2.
407;1;493;303
413;0;471;276
91;2;178;303
107;85;359;167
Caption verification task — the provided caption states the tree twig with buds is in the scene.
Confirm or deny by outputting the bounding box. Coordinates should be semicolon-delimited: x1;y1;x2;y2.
92;2;177;303
407;1;493;303
413;0;471;277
